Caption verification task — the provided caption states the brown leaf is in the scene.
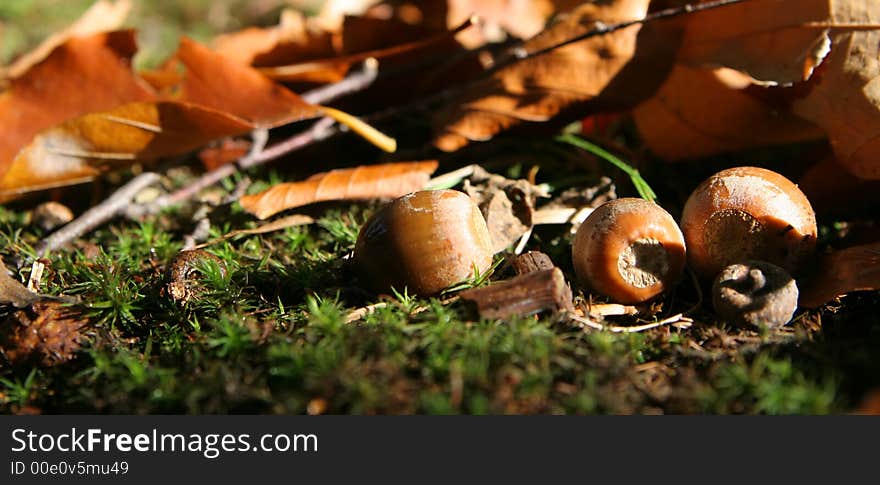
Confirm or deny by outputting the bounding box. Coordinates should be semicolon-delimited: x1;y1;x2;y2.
258;15;473;84
0;262;43;308
798;158;880;216
799;242;880;308
239;161;439;219
211;9;337;67
0;31;156;183
677;0;877;85
171;37;320;127
633;65;824;160
1;102;254;200
793;30;880;179
444;0;584;47
433;0;680;151
1;0;132;82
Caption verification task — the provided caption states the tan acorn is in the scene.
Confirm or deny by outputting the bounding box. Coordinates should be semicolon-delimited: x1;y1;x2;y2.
572;198;686;304
680;166;817;279
353;190;494;296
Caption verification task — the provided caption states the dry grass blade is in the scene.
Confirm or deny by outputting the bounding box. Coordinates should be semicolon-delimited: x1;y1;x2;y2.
192;214;315;249
239;161;439;219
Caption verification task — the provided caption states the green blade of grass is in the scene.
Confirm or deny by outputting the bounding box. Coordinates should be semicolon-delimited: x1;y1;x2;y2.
556;134;656;202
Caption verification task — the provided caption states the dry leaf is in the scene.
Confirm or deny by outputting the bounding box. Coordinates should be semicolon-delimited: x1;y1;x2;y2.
0;31;155;182
258;15;472;84
793;30;880;179
211;9;336;67
633;65;824;160
0;263;43;308
239;161;439;219
798;158;880;216
678;0;877;85
1;0;132;82
192;214;315;249
172;37;320;127
433;0;680;151
799;242;880;308
1;102;254;200
444;0;584;47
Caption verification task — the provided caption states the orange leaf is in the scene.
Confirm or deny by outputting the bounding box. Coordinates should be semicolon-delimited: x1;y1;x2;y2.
211;9;337;67
793;30;880;179
1;0;132;82
0;31;156;181
433;0;680;152
239;161;439;219
798;158;880;216
677;0;878;85
799;242;880;308
0;102;254;201
633;65;824;160
172;37;320;127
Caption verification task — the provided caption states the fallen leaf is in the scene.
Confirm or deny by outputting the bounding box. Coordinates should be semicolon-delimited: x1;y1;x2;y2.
443;0;584;47
258;15;473;84
462;166;549;253
0;31;156;182
798;158;880;216
211;9;336;67
799;242;880;308
793;30;880;179
172;37;320;127
198;139;253;171
633;65;824;160
677;0;878;85
433;0;680;151
0;263;44;308
1;102;254;200
239;161;439;219
1;0;132;82
854;389;880;415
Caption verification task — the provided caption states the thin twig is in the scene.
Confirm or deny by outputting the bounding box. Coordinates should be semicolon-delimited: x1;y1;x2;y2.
35;172;161;256
497;0;749;66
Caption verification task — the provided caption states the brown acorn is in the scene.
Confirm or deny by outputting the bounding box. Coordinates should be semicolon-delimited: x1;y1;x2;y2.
680;166;817;279
353;190;494;296
572;198;686;304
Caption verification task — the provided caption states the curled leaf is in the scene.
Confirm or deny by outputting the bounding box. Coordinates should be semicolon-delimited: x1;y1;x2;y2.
793;30;880;179
239;161;439;219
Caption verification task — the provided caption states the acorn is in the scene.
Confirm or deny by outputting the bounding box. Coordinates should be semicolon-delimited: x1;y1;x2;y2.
680;167;817;279
353;190;494;296
572;198;686;304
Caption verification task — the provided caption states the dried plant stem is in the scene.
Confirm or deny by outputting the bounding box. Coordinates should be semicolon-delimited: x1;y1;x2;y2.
570;313;693;333
35;172;161;256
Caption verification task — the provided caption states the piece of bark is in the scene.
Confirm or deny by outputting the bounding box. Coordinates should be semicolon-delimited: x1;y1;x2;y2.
460;268;574;320
513;251;556;275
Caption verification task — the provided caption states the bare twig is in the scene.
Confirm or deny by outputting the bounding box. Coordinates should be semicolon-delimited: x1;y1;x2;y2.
496;0;749;66
35;172;161;256
301;58;379;105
